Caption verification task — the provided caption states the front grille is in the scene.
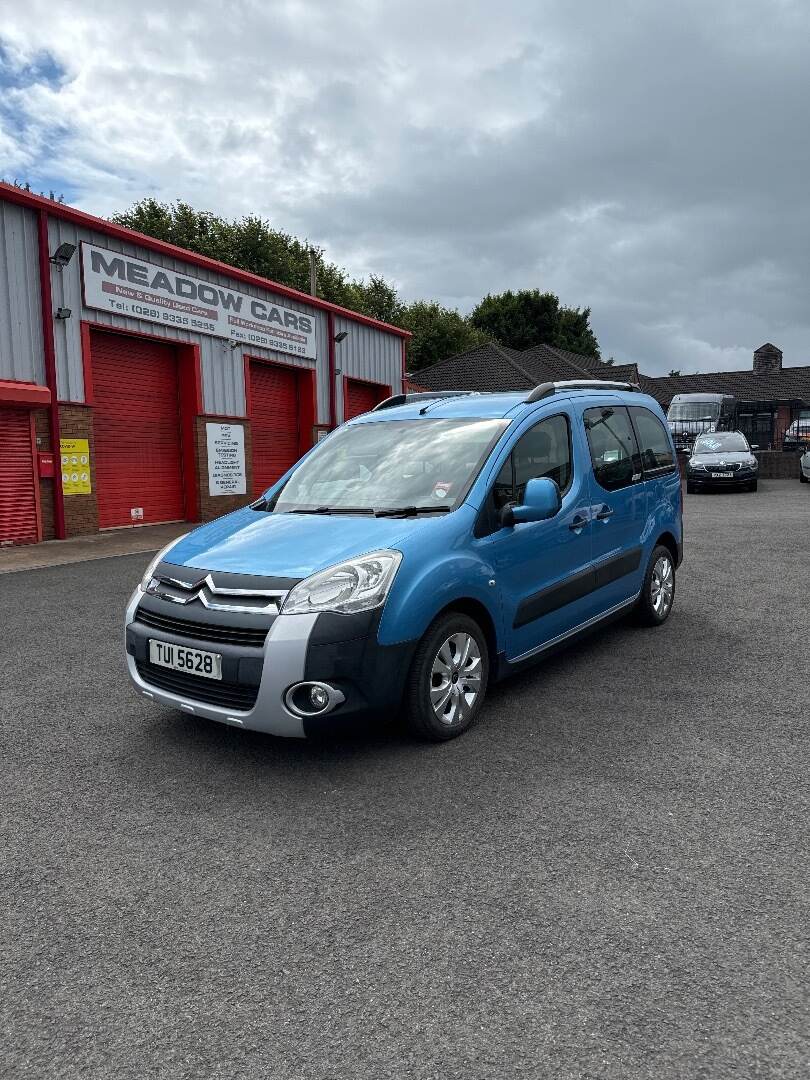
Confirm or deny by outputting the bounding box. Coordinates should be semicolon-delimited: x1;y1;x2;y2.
136;661;259;711
135;606;268;649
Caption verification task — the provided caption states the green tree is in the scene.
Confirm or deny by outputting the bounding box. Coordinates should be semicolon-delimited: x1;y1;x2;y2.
113;198;367;310
554;306;601;358
399;301;490;372
668;369;681;377
112;200;602;372
469;289;600;358
344;275;403;325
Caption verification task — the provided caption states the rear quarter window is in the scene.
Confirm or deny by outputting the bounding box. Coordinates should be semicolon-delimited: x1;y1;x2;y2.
583;406;641;491
629;407;676;474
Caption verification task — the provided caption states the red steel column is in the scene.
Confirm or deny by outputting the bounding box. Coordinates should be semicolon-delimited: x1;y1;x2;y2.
327;310;337;429
37;209;66;539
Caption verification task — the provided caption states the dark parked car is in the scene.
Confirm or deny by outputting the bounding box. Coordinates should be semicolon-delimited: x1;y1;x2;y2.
686;431;759;493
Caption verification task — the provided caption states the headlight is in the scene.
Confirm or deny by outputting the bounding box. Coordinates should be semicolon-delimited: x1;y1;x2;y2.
749;457;759;469
281;550;402;616
139;534;189;591
688;459;705;469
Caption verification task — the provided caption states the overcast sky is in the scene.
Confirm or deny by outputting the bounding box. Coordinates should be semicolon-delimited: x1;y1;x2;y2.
1;0;809;375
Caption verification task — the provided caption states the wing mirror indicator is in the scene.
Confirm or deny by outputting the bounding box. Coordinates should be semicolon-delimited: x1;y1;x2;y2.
499;477;562;527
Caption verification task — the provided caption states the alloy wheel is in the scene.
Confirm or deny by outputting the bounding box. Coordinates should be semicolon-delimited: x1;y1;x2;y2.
651;555;674;617
430;632;483;726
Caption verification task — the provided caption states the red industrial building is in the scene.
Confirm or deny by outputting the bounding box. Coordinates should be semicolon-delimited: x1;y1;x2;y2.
0;184;408;545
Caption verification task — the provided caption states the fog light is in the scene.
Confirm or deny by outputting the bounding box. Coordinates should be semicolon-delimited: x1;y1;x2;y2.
284;681;345;718
310;685;329;710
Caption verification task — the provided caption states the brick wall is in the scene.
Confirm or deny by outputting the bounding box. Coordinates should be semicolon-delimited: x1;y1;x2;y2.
194;417;253;522
755;450;802;478
58;404;99;536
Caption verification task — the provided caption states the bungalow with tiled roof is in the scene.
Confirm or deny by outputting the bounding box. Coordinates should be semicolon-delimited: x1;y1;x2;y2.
410;341;810;451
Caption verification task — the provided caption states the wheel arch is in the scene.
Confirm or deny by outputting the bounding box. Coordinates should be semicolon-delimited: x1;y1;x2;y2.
432;597;499;676
655;530;681;568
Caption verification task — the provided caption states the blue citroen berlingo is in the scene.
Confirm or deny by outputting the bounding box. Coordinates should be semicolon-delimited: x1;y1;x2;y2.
125;380;682;741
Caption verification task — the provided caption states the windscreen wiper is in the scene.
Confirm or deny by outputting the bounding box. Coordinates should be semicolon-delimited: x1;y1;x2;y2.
284;506;375;515
373;506;452;517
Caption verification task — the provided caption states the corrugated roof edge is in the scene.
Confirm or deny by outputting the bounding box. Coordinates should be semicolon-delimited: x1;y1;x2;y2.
0;182;411;339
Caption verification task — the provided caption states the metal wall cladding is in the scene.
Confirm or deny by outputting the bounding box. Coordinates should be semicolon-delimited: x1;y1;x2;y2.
333;314;403;422
0;201;45;384
1;195;405;425
46;216;334;419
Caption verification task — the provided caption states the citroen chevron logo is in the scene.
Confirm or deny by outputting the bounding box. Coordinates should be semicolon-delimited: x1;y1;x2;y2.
155;574;285;614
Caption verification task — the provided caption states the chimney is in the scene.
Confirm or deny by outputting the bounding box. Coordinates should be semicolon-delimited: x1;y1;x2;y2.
753;342;782;375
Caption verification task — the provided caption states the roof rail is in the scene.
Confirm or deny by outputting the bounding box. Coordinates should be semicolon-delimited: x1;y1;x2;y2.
372;390;480;412
524;379;641;403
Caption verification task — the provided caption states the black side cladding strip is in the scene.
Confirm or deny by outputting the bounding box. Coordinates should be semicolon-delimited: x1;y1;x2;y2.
513;546;643;629
594;546;643;590
513;566;596;628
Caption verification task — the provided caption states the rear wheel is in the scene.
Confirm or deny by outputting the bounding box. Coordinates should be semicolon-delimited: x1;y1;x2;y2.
405;613;489;742
635;545;675;627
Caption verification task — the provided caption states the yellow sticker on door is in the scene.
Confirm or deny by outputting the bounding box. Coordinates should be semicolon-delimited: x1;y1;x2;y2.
60;438;92;496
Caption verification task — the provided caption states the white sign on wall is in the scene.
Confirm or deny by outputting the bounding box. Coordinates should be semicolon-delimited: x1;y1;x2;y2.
206;423;247;496
81;242;317;359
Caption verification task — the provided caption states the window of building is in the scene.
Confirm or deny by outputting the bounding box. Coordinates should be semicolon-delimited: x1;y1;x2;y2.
629;407;676;473
584;406;641;491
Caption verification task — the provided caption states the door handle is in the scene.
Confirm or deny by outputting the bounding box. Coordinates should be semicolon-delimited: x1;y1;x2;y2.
569;515;588;531
595;505;614;520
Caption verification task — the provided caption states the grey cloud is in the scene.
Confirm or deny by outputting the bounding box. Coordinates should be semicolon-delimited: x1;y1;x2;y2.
2;0;810;373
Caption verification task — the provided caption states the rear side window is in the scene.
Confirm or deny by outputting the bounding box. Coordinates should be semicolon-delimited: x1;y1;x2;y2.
629;407;676;474
584;406;641;491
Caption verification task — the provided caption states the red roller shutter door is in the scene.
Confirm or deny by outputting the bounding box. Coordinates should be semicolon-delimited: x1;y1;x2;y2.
250;362;300;497
92;331;185;528
345;379;386;420
0;408;39;544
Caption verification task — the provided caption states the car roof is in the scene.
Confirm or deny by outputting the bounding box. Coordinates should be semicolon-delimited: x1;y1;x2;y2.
350;388;663;424
670;392;733;402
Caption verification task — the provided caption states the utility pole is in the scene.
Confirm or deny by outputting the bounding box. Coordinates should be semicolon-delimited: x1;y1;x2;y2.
309;248;318;297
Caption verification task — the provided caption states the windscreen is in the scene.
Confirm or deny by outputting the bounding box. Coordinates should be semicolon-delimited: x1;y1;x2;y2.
693;433;749;454
668;401;721;421
272;418;510;512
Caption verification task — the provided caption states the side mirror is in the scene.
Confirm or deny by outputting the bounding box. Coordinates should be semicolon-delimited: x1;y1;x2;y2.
502;477;561;526
750;444;759;451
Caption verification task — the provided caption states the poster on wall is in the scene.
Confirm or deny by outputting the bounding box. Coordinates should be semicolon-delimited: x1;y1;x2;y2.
60;438;92;496
81;242;317;360
206;423;247;496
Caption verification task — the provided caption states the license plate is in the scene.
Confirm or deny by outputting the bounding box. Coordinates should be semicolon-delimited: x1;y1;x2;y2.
148;639;222;680
710;471;732;478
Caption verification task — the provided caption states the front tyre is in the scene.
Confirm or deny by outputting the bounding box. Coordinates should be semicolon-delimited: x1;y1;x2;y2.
635;544;676;627
405;613;489;742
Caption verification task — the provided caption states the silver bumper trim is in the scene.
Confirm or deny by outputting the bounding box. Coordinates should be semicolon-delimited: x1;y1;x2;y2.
125;589;317;737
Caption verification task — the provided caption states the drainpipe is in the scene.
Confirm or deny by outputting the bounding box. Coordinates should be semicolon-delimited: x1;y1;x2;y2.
37;209;66;539
327;310;337;429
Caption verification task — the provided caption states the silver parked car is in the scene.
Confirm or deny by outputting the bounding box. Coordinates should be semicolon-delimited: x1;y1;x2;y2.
800;449;810;484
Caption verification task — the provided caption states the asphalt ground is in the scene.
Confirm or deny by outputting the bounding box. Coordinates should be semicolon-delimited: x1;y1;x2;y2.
2;479;808;1079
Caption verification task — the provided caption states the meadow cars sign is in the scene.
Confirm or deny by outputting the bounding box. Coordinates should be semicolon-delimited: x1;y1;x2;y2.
81;242;317;359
